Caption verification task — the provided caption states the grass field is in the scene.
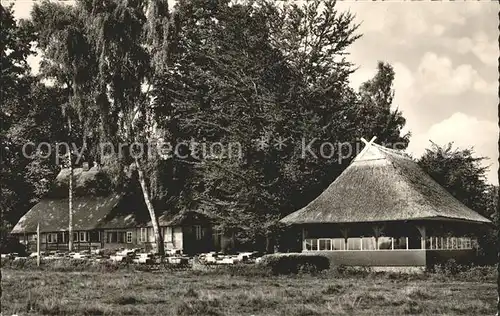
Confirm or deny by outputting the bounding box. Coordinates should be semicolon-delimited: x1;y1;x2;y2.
1;268;496;315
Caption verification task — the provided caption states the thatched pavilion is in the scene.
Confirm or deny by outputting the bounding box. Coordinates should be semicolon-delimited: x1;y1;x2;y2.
280;137;492;267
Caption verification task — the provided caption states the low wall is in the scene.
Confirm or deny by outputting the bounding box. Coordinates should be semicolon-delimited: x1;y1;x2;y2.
305;250;427;267
305;249;477;267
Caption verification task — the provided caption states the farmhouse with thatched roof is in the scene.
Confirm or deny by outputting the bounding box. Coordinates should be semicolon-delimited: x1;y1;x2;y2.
11;165;217;255
280;137;492;267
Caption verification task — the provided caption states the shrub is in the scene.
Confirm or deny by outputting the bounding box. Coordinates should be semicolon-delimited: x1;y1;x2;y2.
433;259;464;276
459;265;496;281
431;261;496;281
258;253;329;275
0;236;28;256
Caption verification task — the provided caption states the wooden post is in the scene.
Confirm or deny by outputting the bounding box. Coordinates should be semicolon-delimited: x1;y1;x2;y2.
301;228;306;251
416;226;426;250
36;223;41;267
340;227;349;251
372;225;385;251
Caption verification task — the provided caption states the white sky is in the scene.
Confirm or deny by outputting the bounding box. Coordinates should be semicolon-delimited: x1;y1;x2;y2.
3;0;499;184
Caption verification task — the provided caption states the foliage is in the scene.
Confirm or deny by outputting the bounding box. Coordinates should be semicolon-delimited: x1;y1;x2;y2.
1;5;69;237
0;236;27;256
0;4;34;105
419;141;491;213
418;142;498;263
149;0;410;249
4;0;412;253
356;61;410;147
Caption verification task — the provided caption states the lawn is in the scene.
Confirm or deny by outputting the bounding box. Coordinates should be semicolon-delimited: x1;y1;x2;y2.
1;268;496;315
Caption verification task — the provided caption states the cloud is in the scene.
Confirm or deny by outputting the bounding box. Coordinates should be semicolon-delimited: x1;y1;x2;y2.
432;24;445;36
407;112;498;185
416;52;495;96
447;32;498;66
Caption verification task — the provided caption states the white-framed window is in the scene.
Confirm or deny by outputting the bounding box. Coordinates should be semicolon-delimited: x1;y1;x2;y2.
194;225;202;240
377;237;392;250
428;236;473;250
332;238;346;250
362;237;377;250
126;232;133;243
393;237;407;250
347;238;361;250
304;239;317;251
462;237;472;249
106;232;116;243
140;228;147;242
47;233;58;243
117;232;126;243
79;232;88;242
164;227;173;242
148;228;156;242
318;239;332;250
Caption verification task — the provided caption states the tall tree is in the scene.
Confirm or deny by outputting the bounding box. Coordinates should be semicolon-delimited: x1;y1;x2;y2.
355;61;410;147
80;0;166;255
31;1;98;251
418;141;490;213
1;4;67;301
150;0;410;250
418;141;497;263
21;0;412;254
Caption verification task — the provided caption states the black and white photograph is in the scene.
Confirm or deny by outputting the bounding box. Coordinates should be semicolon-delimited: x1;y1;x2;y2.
1;0;498;315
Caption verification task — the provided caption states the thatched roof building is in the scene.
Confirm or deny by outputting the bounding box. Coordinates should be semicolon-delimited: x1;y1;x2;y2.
279;138;492;267
11;167;218;255
11;167;149;234
280;141;490;225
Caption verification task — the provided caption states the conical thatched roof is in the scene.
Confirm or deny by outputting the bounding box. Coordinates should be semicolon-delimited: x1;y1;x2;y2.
280;140;491;225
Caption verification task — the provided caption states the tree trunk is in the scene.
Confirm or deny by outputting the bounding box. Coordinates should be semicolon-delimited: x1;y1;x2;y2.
135;159;164;257
497;100;499;316
68;119;74;253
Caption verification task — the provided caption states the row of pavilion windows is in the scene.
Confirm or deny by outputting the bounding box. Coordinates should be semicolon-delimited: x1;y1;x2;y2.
304;236;476;251
25;226;203;244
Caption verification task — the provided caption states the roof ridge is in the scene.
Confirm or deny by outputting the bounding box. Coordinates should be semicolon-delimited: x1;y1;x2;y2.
371;143;413;160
